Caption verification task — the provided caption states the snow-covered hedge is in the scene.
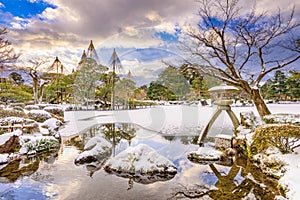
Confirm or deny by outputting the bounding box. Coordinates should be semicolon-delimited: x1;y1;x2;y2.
44;106;64;117
0;117;35;126
263;114;300;126
27;110;52;123
0;109;27;118
24;105;40;111
252;124;300;154
253;153;287;178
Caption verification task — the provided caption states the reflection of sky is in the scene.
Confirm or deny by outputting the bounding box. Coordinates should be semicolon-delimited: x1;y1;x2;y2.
0;178;56;200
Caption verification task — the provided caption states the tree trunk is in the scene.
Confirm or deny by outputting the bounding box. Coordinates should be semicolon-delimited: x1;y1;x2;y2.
250;88;271;118
38;80;50;104
33;77;39;104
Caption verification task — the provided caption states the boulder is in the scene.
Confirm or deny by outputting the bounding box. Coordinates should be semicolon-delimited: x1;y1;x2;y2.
104;144;177;175
0;135;20;154
75;136;112;164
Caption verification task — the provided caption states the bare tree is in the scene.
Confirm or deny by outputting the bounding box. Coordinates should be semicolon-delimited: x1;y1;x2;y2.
0;27;19;70
184;0;300;117
27;58;51;104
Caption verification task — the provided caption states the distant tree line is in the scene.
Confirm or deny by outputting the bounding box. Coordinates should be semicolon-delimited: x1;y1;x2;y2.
260;70;300;101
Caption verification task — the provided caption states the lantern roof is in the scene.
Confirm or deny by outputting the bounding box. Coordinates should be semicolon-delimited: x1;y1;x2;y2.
208;84;239;93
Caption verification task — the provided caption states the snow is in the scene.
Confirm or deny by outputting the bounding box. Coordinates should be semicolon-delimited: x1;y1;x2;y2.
83;135;108;150
19;134;60;155
1;103;300;198
188;147;222;161
105;144;177;174
277;147;300;200
42;118;62;138
208;85;239;92
24;105;40;110
264;114;300;125
0;129;22;146
75;136;112;164
0;117;32;125
215;134;233;140
27;109;52;117
0;154;9;164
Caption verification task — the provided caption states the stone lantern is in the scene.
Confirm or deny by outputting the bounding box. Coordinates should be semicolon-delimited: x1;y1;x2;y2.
197;84;240;145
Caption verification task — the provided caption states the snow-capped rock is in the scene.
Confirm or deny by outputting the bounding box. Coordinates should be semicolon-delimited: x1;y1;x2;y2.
104;144;177;175
75;136;112;164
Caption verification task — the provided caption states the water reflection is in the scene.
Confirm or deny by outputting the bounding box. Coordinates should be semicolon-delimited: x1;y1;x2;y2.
74;123;181;187
171;155;283;199
0;151;58;183
0;123;284;199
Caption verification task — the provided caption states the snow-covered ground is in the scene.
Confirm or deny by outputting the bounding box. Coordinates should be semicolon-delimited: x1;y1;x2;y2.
59;103;300;199
59;103;300;138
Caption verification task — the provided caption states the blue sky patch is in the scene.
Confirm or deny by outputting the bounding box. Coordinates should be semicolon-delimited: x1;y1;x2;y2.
0;0;57;19
155;31;179;42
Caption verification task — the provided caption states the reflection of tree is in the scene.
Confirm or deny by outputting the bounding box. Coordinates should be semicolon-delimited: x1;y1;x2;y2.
0;152;58;182
170;156;283;199
180;136;199;145
162;136;199;145
102;123;136;148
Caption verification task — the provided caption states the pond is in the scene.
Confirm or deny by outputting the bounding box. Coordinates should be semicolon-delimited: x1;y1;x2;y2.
0;123;283;200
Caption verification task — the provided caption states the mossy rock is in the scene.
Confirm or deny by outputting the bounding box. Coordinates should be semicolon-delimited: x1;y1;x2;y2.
252;124;300;154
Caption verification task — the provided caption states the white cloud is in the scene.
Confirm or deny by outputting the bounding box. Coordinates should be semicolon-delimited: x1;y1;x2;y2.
3;0;299;85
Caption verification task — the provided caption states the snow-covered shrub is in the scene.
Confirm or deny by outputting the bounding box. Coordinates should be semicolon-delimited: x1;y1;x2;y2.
64;105;74;111
41;118;62;138
253;154;287;178
252;124;300;154
19;135;60;154
44;106;64;117
24;105;40;110
240;111;264;130
11;106;24;112
10;103;26;108
0;117;35;126
263;114;300;126
0;109;27;118
27;110;52;123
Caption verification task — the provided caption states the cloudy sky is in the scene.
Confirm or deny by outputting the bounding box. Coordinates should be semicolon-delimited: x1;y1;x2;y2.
0;0;299;86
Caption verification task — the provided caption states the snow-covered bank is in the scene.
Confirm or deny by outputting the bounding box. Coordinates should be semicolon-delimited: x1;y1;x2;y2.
59;104;300;138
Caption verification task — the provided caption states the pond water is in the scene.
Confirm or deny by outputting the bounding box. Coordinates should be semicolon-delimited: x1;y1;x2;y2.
0;123;283;200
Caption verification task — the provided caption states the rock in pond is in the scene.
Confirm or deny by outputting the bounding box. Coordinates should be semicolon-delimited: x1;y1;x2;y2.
188;147;222;163
104;144;177;184
75;136;112;164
